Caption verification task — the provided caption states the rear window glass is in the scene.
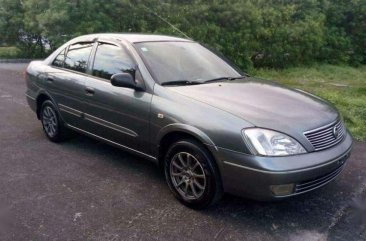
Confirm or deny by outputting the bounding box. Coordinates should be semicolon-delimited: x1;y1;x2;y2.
64;42;93;73
52;48;66;67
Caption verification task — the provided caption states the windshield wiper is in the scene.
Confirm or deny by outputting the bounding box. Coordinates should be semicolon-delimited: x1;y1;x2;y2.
203;75;248;84
161;75;249;86
161;80;202;86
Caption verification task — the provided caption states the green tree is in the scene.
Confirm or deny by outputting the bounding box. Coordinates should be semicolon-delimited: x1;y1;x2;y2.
0;0;364;67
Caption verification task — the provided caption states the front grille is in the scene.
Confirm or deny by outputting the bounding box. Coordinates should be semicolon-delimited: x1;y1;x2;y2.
304;120;346;151
295;162;345;194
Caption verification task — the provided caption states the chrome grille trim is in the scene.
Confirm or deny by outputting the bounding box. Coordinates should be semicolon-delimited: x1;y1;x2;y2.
304;119;346;151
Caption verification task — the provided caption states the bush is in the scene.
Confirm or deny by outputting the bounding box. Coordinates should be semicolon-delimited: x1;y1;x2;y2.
0;46;21;59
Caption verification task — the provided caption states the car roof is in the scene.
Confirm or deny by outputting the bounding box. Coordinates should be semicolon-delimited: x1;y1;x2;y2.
71;33;192;44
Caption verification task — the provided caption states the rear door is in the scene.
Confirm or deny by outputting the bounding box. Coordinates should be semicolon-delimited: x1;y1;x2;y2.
46;42;94;128
82;41;152;153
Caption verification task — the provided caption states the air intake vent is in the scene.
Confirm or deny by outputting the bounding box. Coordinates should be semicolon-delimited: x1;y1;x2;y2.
295;162;345;194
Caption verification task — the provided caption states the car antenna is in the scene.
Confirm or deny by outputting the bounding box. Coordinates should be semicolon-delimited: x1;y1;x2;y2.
138;4;192;40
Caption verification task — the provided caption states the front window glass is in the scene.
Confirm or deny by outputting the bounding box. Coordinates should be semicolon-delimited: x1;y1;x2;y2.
92;42;134;80
135;41;241;84
64;42;93;73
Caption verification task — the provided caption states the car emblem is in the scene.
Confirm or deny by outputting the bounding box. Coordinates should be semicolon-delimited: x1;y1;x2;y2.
333;126;339;138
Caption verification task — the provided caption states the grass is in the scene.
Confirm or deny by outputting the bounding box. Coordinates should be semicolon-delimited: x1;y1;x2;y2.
251;64;366;141
0;46;21;59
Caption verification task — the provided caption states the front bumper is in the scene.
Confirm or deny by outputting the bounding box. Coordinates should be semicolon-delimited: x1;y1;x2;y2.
212;132;353;200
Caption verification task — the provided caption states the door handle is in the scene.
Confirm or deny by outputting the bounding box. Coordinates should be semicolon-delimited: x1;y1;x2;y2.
46;77;54;83
85;87;95;96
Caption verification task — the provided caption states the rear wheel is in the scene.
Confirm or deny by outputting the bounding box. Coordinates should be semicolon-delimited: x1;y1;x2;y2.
40;100;69;142
164;139;223;209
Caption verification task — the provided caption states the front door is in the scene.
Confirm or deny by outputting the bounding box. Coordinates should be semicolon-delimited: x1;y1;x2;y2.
82;42;152;153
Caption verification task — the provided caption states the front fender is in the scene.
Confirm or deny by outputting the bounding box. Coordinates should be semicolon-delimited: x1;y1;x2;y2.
156;123;218;151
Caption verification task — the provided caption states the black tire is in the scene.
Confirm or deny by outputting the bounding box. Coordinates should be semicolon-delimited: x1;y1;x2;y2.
40;100;69;142
164;139;223;209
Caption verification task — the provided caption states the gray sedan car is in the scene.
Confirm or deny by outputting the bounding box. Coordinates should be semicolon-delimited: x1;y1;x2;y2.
25;34;352;209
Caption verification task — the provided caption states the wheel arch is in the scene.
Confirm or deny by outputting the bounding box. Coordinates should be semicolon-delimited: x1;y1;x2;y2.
35;91;59;120
156;124;218;170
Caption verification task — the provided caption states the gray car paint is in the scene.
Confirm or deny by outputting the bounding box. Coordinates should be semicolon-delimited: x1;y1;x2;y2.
166;78;339;152
25;33;352;200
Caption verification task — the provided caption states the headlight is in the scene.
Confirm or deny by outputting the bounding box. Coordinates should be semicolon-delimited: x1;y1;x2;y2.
242;128;306;156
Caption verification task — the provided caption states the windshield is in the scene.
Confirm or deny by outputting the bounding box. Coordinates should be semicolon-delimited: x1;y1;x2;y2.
135;41;242;85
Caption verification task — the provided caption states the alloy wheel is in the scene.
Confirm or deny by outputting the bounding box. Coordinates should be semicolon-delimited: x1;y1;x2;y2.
42;106;58;137
170;152;206;200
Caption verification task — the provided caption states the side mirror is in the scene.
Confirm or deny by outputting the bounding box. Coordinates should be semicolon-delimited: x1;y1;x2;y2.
111;73;141;90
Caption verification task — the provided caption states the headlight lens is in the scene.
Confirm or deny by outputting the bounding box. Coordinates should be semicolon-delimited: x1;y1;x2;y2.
242;128;306;156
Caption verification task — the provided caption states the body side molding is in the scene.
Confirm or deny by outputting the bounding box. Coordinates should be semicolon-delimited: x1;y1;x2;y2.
66;124;157;163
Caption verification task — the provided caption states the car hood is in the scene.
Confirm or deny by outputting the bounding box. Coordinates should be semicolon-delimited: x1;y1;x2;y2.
168;78;339;134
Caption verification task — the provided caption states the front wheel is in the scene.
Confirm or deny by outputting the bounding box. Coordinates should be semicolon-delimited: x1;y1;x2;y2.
164;139;223;209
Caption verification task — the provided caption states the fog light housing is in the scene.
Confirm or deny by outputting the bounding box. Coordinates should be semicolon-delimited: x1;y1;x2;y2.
270;184;295;196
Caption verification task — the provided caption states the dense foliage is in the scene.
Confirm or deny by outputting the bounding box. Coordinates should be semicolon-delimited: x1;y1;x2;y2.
0;0;365;69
